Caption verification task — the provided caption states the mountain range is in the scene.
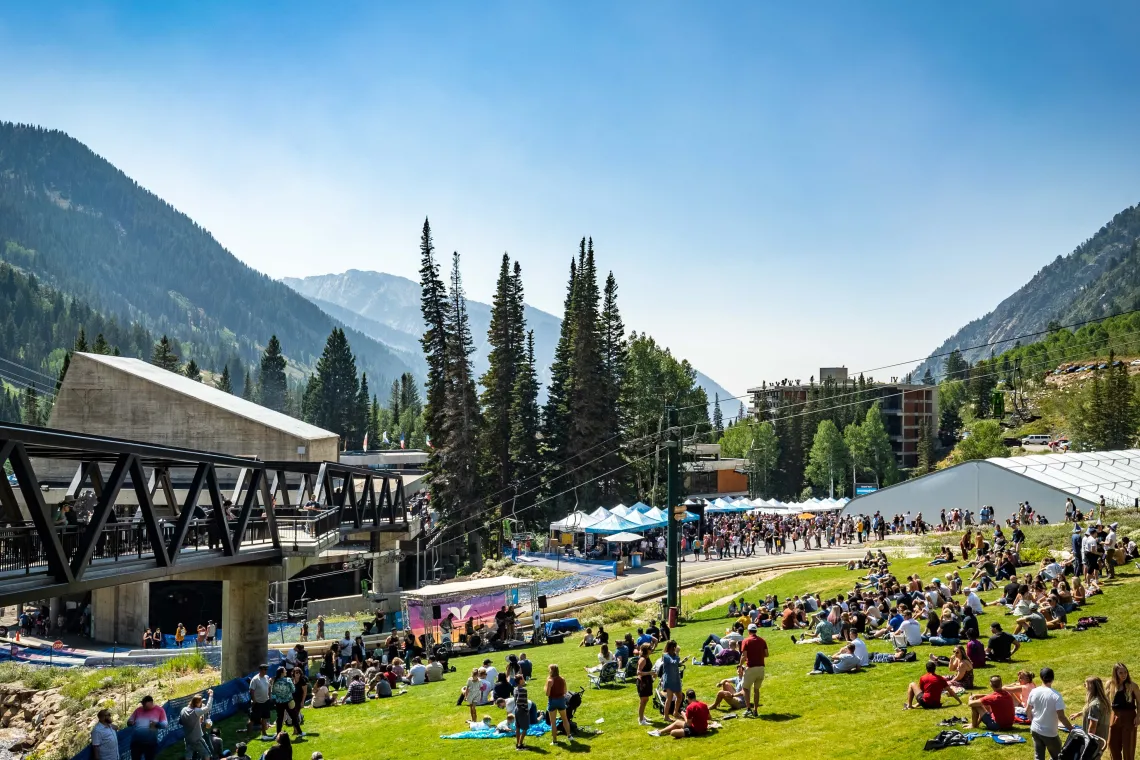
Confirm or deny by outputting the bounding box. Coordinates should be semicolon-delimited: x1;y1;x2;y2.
0;123;419;391
917;202;1140;379
0;122;740;419
283;270;743;417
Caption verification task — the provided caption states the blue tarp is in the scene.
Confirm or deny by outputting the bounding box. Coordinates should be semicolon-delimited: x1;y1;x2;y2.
442;723;551;740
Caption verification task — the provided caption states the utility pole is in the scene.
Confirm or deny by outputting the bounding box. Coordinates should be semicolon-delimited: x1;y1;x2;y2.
665;405;680;622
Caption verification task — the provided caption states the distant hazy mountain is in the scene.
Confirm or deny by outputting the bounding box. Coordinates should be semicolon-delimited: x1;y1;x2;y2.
915;202;1140;379
283;269;743;416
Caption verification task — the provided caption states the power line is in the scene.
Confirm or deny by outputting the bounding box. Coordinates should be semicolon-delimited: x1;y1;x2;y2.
682;305;1140;413
0;356;58;384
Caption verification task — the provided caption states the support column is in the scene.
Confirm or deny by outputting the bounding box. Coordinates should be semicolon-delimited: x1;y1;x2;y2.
221;577;269;681
91;581;150;646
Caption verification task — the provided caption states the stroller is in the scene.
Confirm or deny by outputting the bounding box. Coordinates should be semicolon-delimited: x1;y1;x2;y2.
651;662;689;716
552;688;584;735
1059;728;1106;760
587;661;619;689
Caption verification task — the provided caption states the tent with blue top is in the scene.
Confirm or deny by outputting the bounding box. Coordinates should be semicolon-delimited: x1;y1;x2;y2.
583;513;642;534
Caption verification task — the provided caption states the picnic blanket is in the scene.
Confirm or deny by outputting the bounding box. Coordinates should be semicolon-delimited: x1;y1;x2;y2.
441;723;551;740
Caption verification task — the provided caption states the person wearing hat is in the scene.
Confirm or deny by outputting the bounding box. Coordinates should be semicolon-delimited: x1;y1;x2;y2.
1071;524;1084;578
740;623;768;718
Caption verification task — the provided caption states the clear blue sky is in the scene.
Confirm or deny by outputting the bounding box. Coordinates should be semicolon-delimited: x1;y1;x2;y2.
2;1;1140;396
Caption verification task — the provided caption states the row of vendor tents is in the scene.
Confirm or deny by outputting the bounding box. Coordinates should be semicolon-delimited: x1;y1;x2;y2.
549;496;851;536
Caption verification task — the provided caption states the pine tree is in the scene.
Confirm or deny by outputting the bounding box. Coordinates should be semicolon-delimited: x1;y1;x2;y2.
151;335;181;373
565;238;608;504
258;335;288;413
712;394;724;436
750;421;780;498
74;328;89;353
922;368;935;385
418;218;450;487
367;394;381;450
510;331;542;525
215;364;233;394
184;359;202;382
541;257;578;511
805;419;850;498
356;373;371;449
239;370;253;402
479;253;524;506
438;253;483;569
20;386;40;426
388;380;401;423
944;348;969;381
311;328;362;447
399;372;422;417
92;333;110;355
1102;352;1137;449
916;417;935;474
598;270;627;498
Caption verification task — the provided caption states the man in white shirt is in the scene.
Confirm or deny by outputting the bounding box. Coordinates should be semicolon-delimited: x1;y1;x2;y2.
891;611;924;649
245;664;271;736
965;589;985;615
407;657;428;685
1025;667;1072;760
482;658;498;686
91;709;119;760
850;634;870;667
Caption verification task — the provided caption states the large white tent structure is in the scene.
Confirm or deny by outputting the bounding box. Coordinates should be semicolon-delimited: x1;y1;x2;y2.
843;449;1140;523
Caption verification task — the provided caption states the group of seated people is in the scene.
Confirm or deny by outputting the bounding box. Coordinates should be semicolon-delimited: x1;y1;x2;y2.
314;652;447;705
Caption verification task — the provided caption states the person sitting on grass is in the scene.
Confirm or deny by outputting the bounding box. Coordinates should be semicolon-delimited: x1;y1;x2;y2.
1014;608;1049;640
905;661;963;710
1004;670;1037;707
340;673;367;705
310;677;337;708
651;689;710;739
710;667;747;711
986;622;1019;663
971;679;1016;729
944;645;974;689
792;612;836;646
698;637;740;666
808;643;862;675
579;628;596;647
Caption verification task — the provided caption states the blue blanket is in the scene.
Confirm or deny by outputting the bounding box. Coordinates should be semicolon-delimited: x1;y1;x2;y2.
441;723;552;740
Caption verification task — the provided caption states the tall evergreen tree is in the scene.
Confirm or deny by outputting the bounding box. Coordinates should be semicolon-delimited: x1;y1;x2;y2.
74;328;89;353
916;417;935;474
510;331;542;525
418;218;450;481
437;253;483;568
184;359;202;382
356;373;371;449
805;419;850;498
258;335;288;413
598;270;627;498
750;421;780;498
20;386;40;426
565;238;608;504
399;372;422;417
242;370;255;402
388;379;401;422
56;352;71;391
944;348;969;381
712;394;724;436
922;367;935;385
541;257;578;511
479;253;525;507
151;335;181;373
215;364;233;394
310;328;362;448
367;394;382;450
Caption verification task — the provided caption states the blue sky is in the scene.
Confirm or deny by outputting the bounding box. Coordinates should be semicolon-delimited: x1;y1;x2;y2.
2;1;1140;396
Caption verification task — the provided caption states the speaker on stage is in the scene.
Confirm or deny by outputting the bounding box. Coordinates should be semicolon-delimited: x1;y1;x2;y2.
537;595;547;609
432;604;441;620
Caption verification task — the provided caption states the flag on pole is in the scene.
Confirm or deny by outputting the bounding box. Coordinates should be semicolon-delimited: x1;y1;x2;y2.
382;431;390;445
399;433;406;450
362;433;368;450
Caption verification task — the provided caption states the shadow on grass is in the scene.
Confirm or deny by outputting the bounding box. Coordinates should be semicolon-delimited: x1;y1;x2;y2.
757;712;800;722
561;740;592;752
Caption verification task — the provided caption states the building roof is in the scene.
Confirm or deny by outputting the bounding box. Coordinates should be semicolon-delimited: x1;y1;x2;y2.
844;448;1140;523
401;575;535;599
75;353;337;442
989;449;1140;505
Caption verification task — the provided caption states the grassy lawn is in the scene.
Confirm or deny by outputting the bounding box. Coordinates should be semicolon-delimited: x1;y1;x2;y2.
167;529;1138;760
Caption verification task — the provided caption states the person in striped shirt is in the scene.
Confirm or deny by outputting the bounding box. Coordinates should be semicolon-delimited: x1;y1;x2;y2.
512;675;529;750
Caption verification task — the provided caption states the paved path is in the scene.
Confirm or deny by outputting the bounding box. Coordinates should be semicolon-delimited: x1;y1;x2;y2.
544;545;920;615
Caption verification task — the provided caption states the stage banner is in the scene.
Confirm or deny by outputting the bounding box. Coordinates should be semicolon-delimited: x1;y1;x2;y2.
407;590;508;643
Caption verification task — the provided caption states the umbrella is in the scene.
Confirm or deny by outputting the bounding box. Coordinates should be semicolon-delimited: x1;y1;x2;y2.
604;531;644;543
798;512;816;520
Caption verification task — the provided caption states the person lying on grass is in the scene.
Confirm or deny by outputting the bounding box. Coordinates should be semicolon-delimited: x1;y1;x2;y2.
905;661;963;710
651;689;710;739
808;643;862;675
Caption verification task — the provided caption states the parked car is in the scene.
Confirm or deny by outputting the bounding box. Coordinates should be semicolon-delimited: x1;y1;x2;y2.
1049;438;1070;449
1130;359;1140;366
1022;434;1051;446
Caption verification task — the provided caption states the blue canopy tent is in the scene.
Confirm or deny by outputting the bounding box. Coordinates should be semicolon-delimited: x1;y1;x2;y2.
630;501;653;513
583;513;642;534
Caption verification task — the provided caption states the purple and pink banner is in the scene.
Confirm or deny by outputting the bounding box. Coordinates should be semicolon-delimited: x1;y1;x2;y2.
407;591;510;643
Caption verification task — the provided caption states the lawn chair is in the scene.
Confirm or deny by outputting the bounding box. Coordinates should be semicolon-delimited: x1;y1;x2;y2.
616;658;637;684
587;661;619;689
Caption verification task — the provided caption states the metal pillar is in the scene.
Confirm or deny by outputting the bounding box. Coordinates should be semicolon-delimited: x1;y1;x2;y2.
665;405;680;613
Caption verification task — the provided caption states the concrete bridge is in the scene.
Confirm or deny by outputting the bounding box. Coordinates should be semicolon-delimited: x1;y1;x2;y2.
0;421;418;677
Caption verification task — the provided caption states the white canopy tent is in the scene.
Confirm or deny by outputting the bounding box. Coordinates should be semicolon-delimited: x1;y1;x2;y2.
589;506;613;521
583;513;643;534
549;511;600;532
604;531;644;543
610;504;632;517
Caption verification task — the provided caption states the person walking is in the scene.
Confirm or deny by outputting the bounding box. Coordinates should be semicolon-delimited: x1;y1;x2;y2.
271;667;297;736
1026;667;1073;760
90;710;119;760
1107;663;1140;760
512;675;530;750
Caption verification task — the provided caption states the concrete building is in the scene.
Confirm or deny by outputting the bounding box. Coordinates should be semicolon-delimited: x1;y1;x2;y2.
747;367;938;470
50;353;339;463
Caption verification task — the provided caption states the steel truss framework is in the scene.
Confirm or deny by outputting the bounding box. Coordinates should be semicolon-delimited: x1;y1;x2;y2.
0;422;407;591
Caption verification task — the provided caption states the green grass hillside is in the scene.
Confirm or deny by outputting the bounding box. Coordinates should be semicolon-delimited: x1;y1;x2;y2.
169;525;1137;760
